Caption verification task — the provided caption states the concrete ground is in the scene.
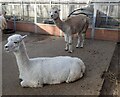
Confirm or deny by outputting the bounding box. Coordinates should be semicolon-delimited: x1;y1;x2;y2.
2;32;116;95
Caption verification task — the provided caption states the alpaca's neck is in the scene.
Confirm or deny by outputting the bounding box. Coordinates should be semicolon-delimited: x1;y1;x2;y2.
14;41;29;68
54;17;65;32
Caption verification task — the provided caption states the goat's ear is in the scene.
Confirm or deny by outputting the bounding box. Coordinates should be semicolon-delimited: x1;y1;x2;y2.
22;35;27;39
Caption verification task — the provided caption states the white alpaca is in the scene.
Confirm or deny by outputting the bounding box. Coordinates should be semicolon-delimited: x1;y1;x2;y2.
4;34;86;88
50;7;89;53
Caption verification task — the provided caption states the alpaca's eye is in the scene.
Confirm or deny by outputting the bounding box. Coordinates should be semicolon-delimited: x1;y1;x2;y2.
55;11;57;13
14;42;18;44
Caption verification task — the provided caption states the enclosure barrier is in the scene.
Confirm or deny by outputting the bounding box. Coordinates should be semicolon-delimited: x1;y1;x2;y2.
1;1;120;42
7;20;119;42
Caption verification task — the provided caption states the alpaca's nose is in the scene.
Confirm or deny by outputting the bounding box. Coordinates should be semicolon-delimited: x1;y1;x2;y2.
51;15;53;18
5;45;8;48
4;45;10;52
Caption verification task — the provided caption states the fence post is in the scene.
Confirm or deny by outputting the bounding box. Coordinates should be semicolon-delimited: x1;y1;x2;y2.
34;1;37;33
91;3;97;39
60;3;63;37
0;3;2;14
106;2;110;25
12;5;16;31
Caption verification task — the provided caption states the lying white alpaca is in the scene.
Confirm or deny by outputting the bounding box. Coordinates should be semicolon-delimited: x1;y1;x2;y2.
4;34;86;88
50;7;89;53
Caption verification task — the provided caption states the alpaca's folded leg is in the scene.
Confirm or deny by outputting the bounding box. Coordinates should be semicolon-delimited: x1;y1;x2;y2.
21;80;42;88
21;81;29;88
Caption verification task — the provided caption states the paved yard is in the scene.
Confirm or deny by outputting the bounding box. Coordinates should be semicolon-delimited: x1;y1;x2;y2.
2;32;116;95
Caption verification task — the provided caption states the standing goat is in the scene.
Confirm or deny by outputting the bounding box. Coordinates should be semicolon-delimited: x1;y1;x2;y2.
4;34;86;88
50;7;89;53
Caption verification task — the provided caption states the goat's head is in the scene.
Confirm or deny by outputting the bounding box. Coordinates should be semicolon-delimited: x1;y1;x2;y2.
4;34;27;52
50;7;60;20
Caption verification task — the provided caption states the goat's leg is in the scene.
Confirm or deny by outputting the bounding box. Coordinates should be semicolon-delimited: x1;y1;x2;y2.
64;34;69;51
76;33;81;48
68;35;73;53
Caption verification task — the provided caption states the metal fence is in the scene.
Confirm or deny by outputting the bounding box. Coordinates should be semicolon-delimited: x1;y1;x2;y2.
1;1;120;30
1;2;87;22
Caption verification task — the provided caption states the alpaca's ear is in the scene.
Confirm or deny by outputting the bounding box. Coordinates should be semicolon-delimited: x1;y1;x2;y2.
22;35;27;39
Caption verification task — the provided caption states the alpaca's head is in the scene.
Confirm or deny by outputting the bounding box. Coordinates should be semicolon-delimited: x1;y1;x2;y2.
50;7;60;20
4;34;27;52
